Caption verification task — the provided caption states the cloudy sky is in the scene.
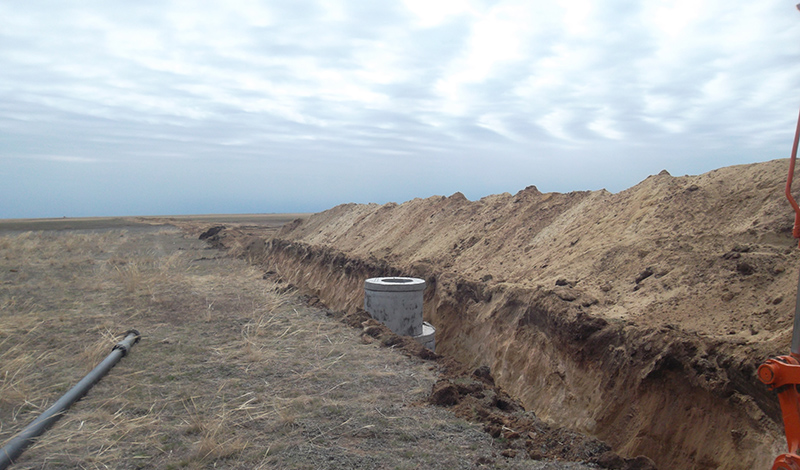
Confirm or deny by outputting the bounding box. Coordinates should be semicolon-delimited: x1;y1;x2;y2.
2;0;800;218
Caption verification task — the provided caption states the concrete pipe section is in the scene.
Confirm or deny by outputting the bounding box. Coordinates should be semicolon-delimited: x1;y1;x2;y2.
364;277;435;351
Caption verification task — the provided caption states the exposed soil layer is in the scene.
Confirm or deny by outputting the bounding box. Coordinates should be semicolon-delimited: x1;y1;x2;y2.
212;159;798;470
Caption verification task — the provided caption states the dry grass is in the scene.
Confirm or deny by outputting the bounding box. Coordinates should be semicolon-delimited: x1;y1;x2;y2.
0;224;591;470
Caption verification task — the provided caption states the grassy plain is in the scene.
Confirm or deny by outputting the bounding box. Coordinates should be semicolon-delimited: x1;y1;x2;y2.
0;217;591;469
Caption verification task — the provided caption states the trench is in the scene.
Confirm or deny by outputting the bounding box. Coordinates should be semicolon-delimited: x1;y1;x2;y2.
246;237;784;470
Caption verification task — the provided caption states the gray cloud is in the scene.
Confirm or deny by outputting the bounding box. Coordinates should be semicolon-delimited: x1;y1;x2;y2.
2;0;800;218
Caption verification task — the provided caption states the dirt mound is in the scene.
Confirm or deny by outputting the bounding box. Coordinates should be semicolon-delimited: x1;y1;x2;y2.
220;159;799;469
276;160;794;342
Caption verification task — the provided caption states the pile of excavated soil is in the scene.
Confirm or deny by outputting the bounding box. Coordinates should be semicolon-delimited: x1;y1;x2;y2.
276;160;795;343
217;159;799;470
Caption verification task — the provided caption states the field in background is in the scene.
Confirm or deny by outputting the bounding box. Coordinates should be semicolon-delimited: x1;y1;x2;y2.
0;214;309;234
0;218;593;469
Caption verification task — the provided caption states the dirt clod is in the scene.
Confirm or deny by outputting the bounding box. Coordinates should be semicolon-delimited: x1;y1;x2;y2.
198;225;225;240
501;449;518;458
635;267;654;284
429;380;460;406
736;261;756;275
627;456;658;470
362;325;383;338
595;451;626;469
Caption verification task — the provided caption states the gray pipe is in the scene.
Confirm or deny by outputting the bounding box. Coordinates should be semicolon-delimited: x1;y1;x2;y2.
0;330;140;469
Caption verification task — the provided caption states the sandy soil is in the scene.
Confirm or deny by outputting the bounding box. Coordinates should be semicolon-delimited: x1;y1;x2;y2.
225;158;800;470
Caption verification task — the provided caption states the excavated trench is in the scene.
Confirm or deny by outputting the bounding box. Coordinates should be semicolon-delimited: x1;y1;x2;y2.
205;160;800;470
242;237;783;470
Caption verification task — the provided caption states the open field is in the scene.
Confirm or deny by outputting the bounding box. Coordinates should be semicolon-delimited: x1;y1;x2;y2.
0;217;168;234
0;218;598;469
0;214;309;235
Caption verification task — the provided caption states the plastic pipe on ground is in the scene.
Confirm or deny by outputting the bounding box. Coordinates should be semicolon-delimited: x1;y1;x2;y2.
0;330;141;469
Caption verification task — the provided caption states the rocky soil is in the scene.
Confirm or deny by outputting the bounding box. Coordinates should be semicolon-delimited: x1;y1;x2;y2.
211;159;798;470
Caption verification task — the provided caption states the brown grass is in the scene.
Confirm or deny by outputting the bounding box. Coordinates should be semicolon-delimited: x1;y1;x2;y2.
0;224;589;469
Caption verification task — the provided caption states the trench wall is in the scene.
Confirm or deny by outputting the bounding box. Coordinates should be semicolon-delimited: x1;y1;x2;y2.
254;238;784;470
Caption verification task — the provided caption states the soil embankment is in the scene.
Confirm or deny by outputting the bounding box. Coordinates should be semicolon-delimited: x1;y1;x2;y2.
232;159;795;469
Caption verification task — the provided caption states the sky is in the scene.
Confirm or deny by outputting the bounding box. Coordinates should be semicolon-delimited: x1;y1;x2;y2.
2;0;800;218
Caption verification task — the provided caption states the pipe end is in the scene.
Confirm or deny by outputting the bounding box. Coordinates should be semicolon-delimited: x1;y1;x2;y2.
112;329;141;357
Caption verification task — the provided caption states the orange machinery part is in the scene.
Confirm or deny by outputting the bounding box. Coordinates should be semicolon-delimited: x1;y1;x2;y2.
759;357;800;452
